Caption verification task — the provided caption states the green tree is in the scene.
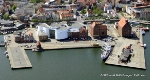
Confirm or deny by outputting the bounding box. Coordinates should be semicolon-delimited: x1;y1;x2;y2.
81;9;87;14
93;7;103;16
31;18;38;22
98;0;103;2
3;14;9;20
11;4;17;11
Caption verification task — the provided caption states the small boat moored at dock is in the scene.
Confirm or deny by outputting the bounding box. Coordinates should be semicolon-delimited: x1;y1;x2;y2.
142;30;145;35
4;51;8;55
6;54;9;58
140;27;149;31
141;44;146;48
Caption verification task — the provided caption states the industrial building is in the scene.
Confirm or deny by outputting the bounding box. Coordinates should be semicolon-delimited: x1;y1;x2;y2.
88;21;107;39
116;17;132;37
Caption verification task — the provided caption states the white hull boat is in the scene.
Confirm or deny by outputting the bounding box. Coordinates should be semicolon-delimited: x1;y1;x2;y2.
101;43;112;61
142;30;145;35
4;51;8;55
6;54;9;58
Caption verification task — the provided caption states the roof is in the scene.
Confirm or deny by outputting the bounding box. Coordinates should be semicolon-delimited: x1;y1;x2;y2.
15;22;24;27
60;13;73;18
57;10;70;13
50;21;85;31
133;5;150;8
77;0;84;2
37;23;50;28
118;17;128;28
0;20;13;24
69;28;79;32
79;27;87;33
91;21;106;28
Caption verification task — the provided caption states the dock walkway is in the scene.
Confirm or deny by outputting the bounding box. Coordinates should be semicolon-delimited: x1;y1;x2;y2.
7;47;32;69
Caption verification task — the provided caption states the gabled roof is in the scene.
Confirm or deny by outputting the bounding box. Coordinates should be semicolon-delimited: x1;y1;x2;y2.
118;17;128;28
60;13;73;18
79;27;87;33
91;21;106;28
91;21;101;28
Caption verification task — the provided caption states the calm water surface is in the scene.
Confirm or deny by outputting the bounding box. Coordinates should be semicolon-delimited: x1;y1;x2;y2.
0;33;149;80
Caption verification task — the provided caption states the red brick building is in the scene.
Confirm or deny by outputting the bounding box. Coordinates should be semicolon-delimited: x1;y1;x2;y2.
117;17;132;37
79;27;88;39
89;22;107;38
69;26;88;39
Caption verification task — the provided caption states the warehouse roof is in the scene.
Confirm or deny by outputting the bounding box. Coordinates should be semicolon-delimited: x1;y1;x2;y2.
0;20;13;24
37;23;50;28
50;21;85;31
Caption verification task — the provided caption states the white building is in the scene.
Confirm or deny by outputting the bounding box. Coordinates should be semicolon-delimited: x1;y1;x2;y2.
36;23;50;37
0;0;4;5
49;22;69;40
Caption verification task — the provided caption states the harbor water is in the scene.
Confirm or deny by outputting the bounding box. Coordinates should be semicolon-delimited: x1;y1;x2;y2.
0;33;149;80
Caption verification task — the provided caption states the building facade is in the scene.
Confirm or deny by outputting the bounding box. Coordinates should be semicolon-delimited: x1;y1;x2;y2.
88;21;107;39
117;17;132;37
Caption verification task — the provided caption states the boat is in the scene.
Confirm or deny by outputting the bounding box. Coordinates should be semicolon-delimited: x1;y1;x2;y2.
4;51;8;54
141;44;146;48
32;48;43;52
101;43;112;61
142;30;145;35
6;54;9;58
140;27;149;31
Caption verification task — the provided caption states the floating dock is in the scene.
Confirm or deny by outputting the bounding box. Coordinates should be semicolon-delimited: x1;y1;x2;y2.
7;47;32;69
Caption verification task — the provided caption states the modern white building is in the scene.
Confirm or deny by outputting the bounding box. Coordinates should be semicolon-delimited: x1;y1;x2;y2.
36;23;50;37
55;27;69;40
49;22;69;40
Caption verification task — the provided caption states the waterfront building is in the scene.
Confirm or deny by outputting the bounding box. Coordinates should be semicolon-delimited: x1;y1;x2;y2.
88;21;107;39
38;31;48;42
116;17;132;37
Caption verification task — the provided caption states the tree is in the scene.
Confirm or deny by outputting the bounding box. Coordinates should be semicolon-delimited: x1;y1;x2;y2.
98;0;103;2
11;4;17;11
81;9;87;14
93;7;103;16
31;18;38;22
3;14;9;20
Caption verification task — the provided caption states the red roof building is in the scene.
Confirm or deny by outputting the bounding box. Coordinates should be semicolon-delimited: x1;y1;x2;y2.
88;21;107;38
117;17;132;37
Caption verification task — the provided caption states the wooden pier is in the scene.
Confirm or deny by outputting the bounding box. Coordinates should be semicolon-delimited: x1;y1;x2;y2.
7;47;32;69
